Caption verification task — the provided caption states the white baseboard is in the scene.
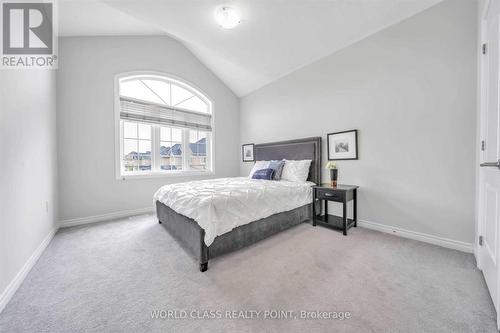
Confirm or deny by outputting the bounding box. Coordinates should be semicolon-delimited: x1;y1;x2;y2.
0;227;57;314
58;207;155;228
358;219;474;253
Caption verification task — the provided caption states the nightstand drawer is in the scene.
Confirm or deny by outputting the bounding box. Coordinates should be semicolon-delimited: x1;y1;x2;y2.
316;189;344;201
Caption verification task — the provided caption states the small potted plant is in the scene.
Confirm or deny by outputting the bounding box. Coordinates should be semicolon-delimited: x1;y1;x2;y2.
325;161;338;187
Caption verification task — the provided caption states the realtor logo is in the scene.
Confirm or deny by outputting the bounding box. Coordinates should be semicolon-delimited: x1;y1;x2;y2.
1;1;57;68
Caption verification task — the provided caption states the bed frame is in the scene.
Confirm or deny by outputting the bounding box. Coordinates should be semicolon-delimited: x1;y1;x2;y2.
156;137;322;271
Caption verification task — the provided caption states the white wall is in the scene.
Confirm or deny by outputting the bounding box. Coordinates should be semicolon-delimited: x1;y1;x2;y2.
57;36;240;222
0;70;58;306
240;0;477;244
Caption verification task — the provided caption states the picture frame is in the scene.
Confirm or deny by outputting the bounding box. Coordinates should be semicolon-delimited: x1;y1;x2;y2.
242;143;255;162
327;130;358;160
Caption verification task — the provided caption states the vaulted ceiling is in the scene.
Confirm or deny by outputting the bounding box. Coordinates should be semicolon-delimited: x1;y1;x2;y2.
59;0;444;96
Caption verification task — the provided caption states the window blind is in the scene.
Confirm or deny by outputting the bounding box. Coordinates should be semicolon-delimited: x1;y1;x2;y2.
120;96;212;131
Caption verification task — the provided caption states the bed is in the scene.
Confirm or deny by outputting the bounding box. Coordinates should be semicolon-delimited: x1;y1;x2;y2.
155;137;321;271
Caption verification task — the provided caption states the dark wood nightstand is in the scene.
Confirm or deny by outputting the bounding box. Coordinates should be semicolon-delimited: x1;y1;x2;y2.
312;184;359;235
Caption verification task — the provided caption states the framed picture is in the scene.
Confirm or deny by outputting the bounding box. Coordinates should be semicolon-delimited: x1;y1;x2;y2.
242;143;255;162
327;130;358;160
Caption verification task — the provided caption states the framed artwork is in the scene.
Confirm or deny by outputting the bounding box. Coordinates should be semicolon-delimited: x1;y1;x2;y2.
242;143;255;162
327;130;358;160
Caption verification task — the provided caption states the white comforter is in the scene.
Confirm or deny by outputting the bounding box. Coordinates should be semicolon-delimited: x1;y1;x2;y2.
153;177;314;246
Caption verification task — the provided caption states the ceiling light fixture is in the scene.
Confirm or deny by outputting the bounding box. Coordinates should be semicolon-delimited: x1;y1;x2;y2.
214;5;241;29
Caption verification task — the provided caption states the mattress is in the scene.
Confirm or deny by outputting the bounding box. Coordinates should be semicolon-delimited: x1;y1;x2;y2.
153;177;314;246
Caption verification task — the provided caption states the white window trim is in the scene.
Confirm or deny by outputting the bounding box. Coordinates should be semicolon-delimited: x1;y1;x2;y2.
114;71;215;180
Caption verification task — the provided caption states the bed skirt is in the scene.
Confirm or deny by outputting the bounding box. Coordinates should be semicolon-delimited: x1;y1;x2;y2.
156;201;312;270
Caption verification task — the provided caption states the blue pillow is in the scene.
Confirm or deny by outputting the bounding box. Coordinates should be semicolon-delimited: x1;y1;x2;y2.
268;160;285;180
252;168;275;180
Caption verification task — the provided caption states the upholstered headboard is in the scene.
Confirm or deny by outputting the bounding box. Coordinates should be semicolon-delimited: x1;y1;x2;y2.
254;137;322;185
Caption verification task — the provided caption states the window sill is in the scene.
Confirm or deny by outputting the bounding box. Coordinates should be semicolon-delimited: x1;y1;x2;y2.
117;170;215;180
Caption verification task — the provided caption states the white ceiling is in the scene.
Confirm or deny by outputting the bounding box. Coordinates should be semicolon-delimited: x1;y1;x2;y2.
59;0;444;96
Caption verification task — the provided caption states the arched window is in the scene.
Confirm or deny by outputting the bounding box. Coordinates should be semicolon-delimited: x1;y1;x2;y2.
115;73;213;178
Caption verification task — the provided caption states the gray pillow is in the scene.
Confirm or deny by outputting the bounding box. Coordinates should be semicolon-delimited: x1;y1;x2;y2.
268;160;285;180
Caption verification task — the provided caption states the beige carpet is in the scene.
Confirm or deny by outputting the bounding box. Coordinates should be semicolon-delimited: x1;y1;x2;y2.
0;214;496;332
